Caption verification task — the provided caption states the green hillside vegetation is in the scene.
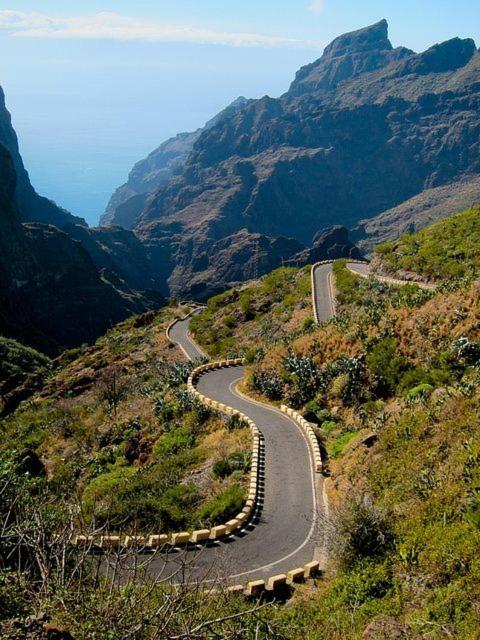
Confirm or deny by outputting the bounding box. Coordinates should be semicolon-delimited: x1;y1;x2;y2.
0;337;51;415
376;204;480;279
0;307;249;535
3;212;480;638
190;266;313;360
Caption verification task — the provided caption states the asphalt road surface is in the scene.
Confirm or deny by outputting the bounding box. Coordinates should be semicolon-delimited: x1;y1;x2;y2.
140;312;321;584
346;262;371;278
311;262;337;323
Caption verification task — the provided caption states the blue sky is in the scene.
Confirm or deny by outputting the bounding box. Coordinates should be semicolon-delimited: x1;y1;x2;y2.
0;1;478;225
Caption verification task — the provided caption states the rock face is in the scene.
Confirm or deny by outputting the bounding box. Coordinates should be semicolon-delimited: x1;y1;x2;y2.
354;174;480;254
117;20;480;297
0;87;85;228
101;96;251;229
290;226;363;265
0;144;162;354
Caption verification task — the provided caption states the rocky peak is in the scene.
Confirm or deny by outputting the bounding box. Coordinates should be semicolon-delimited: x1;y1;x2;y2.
289;20;405;96
323;19;392;59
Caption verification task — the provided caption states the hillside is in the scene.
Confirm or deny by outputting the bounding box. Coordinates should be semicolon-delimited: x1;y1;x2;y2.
1;307;250;535
102;19;480;298
374;205;480;280
3;249;479;637
191;257;480;638
355;175;480;254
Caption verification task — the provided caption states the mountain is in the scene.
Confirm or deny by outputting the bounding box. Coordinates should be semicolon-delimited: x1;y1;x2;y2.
0;87;86;228
0;142;162;354
354;174;480;254
118;20;480;298
100;96;252;229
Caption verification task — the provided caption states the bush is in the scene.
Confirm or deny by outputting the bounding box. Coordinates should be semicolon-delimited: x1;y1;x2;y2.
327;496;394;570
196;485;245;526
250;369;283;400
452;336;480;366
225;414;249;432
213;452;250;478
153;426;195;458
366;337;410;397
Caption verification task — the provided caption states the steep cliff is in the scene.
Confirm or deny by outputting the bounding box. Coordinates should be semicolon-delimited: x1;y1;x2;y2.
0;143;162;354
0;87;85;228
101;96;251;229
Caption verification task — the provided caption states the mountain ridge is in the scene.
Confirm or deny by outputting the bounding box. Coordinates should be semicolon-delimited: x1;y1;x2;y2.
117;19;480;298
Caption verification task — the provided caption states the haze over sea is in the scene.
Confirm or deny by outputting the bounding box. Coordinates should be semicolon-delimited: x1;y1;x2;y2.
0;0;478;225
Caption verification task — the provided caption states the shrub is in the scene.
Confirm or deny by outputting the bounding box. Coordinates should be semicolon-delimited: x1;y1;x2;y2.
213;452;250;478
153;426;195;458
452;336;480;366
366;337;410;397
283;353;322;406
327;496;394;570
196;485;245;526
250;369;283;400
226;414;249;432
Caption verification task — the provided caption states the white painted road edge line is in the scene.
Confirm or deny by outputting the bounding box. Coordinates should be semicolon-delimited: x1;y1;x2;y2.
227;378;319;578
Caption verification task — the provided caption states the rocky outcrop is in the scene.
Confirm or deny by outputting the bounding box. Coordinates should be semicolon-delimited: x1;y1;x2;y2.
289;226;363;264
64;223;164;292
118;20;480;297
101;96;251;229
0;87;85;228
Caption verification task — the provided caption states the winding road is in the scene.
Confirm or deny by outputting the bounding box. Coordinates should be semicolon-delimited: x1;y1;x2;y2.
155;315;323;583
154;260;422;584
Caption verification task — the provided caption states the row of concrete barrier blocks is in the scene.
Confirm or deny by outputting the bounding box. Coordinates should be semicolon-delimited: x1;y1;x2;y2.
72;360;258;552
226;561;321;597
280;405;322;473
187;358;260;534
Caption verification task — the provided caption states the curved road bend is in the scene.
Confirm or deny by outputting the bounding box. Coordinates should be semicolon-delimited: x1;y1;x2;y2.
146;313;319;583
312;263;337;323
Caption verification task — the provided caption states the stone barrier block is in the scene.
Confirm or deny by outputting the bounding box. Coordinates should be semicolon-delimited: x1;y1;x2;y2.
225;519;240;533
235;512;248;525
148;534;169;547
287;567;305;584
304;560;320;577
242;503;253;516
191;529;211;543
266;574;287;590
100;535;121;548
210;525;228;540
73;535;94;546
227;584;245;595
245;580;265;597
171;532;191;545
124;536;147;548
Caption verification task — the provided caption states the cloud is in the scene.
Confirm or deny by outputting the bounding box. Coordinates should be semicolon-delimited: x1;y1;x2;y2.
0;9;318;48
308;0;326;14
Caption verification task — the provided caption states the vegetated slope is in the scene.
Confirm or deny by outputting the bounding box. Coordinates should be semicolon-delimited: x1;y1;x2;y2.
101;97;252;229
2;250;480;636
191;247;480;636
355;174;480;254
190;266;314;359
374;204;480;280
1;307;249;534
0;336;50;416
128;19;480;298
